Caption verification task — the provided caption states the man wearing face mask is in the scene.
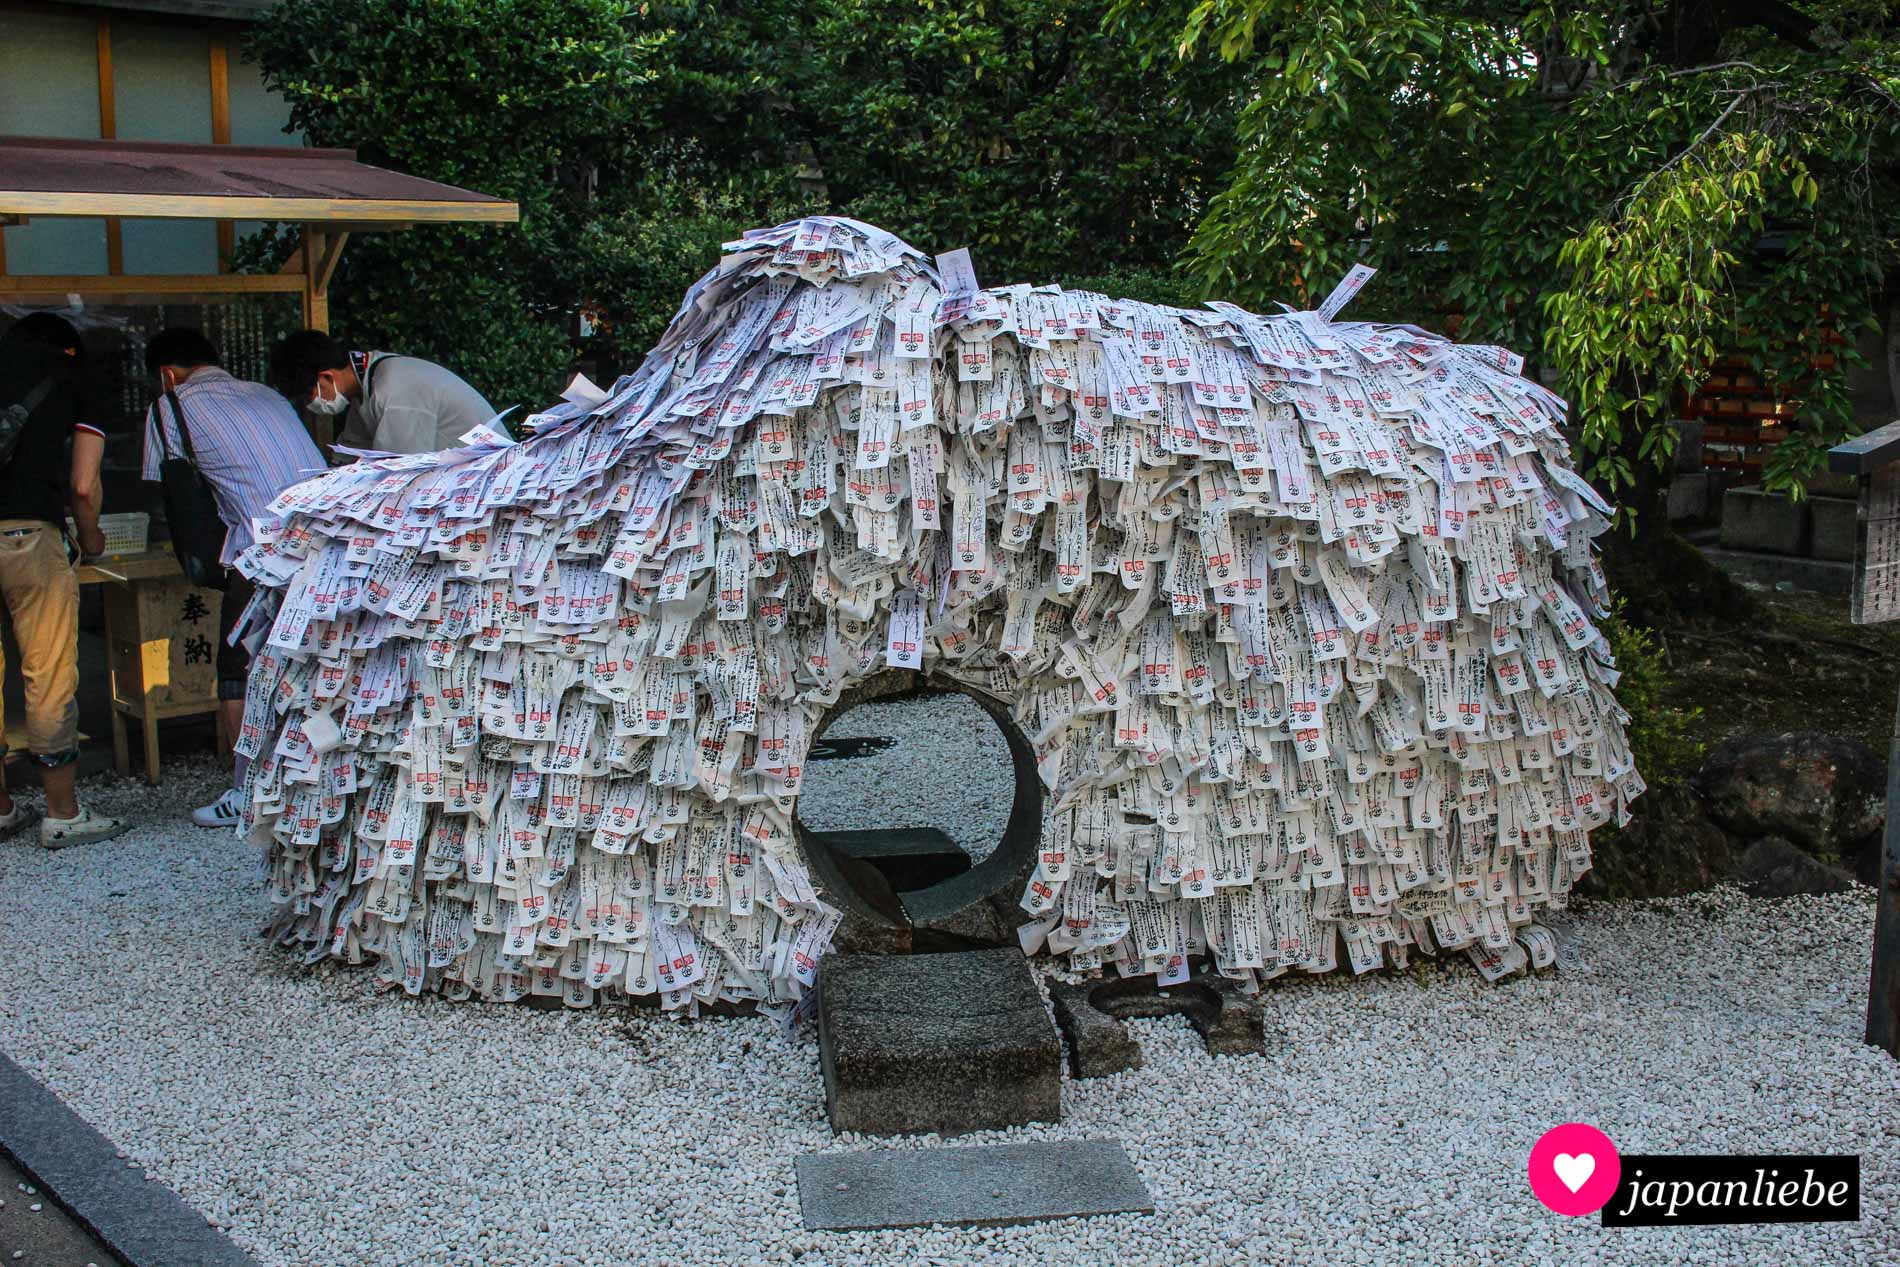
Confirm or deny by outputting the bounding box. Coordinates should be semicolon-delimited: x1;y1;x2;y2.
141;328;325;829
270;329;496;456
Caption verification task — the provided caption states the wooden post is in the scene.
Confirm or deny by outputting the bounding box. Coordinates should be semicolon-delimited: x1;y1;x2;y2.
298;226;341;450
1870;685;1900;1054
209;36;233;269
1829;425;1900;1055
95;16;122;276
109;705;129;779
300;227;329;332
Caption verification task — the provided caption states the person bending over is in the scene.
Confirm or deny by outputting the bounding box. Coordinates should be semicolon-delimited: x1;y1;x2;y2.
270;329;495;455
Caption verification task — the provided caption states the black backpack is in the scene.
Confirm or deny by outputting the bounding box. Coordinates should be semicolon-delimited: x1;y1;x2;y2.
0;375;58;468
155;390;228;590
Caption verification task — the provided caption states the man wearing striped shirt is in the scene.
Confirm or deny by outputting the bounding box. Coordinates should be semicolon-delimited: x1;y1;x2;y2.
141;329;326;829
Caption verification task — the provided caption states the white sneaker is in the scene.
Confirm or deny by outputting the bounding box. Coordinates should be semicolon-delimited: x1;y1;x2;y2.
191;787;243;829
0;801;39;840
40;805;129;851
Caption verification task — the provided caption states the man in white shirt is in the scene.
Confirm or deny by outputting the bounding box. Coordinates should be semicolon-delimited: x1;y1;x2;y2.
143;328;326;828
270;329;496;454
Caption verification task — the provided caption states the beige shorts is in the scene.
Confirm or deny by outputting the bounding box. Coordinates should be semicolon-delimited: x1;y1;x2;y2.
0;518;80;765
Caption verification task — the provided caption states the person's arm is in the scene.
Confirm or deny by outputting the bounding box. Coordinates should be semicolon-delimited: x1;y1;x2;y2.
140;400;162;482
330;403;372;463
69;428;105;557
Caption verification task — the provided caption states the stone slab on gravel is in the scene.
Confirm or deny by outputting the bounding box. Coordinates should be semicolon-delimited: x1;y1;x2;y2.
819;948;1060;1136
0;1053;255;1267
795;1140;1152;1230
808;827;972;893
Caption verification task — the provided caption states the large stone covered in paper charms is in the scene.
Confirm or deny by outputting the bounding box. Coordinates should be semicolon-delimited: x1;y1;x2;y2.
235;217;1640;1018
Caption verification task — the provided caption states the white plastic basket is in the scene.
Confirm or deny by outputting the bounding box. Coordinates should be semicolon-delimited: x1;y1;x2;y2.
67;512;150;557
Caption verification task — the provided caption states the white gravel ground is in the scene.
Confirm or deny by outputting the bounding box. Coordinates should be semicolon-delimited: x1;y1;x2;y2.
2;754;1898;1266
797;692;1022;861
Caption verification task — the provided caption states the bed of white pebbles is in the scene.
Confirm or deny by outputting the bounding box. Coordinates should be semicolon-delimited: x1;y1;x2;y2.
795;690;1022;861
1;751;1897;1267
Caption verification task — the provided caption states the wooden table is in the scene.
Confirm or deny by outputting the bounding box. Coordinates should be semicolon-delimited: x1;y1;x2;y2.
77;549;222;784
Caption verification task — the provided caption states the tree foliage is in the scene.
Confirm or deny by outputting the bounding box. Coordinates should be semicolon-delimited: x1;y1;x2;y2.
1134;0;1900;505
792;0;1243;284
248;0;1245;406
247;0;683;404
1601;599;1705;783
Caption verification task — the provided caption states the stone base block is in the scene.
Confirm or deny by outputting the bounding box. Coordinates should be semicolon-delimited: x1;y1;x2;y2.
1046;983;1146;1078
1667;472;1711;522
819;948;1060;1136
1809;496;1858;563
1720;487;1810;555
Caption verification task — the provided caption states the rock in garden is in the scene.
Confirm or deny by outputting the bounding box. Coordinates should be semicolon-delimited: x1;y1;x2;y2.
1732;836;1857;898
1581;782;1733;899
1693;731;1884;859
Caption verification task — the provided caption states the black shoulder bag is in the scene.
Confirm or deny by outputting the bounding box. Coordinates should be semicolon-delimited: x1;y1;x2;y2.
156;390;228;590
0;375;59;468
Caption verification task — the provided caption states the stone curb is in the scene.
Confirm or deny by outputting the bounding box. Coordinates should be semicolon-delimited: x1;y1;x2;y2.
0;1053;259;1267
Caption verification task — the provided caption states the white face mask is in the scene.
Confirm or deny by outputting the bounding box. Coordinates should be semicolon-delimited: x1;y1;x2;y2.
307;378;350;416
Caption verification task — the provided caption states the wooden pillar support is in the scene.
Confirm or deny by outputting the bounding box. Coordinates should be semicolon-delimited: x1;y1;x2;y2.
1868;684;1900;1054
210;36;233;269
1838;427;1900;1057
298;226;343;451
96;15;123;276
300;228;329;332
313;229;348;296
